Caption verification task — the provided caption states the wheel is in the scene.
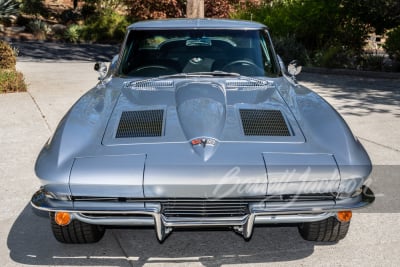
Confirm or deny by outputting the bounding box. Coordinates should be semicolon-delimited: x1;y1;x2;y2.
50;212;105;244
298;217;350;242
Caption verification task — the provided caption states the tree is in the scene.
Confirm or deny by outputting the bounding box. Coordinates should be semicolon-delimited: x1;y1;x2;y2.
126;0;259;19
234;0;380;51
126;0;185;20
187;0;204;18
342;0;400;34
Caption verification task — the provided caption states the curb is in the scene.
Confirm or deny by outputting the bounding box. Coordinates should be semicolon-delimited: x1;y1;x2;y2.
303;67;400;79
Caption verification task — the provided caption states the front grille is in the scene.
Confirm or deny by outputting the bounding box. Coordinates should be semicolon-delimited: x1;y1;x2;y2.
116;110;164;138
162;200;249;217
239;109;291;136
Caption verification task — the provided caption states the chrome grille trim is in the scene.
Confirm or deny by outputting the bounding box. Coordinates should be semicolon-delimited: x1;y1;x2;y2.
161;200;249;217
116;110;164;138
239;109;291;136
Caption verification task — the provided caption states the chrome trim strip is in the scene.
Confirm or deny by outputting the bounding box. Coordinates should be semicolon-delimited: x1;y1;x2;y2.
254;212;335;224
74;213;155;226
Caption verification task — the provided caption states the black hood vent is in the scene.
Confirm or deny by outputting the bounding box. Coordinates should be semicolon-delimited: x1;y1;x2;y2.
240;109;291;136
116;110;164;138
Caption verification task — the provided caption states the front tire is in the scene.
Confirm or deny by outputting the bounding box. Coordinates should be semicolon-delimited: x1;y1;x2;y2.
298;217;350;242
50;212;105;243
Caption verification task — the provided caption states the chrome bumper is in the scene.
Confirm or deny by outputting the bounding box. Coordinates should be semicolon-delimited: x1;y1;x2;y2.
31;186;374;241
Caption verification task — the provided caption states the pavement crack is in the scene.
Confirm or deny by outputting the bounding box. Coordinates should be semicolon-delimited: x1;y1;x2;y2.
358;136;400;152
111;230;135;267
26;90;52;132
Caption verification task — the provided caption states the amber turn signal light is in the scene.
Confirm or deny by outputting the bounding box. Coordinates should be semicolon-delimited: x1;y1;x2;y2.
337;210;352;222
55;212;72;226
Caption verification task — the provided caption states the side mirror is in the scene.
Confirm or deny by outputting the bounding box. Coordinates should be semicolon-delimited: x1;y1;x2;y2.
288;60;302;81
94;62;108;81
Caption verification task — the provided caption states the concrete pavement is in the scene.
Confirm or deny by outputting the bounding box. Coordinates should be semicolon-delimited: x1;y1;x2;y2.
0;62;399;266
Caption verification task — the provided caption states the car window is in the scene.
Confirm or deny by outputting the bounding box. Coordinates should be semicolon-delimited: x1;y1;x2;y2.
118;29;279;77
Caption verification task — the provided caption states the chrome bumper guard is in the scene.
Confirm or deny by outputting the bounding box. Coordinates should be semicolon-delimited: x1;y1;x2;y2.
31;186;375;241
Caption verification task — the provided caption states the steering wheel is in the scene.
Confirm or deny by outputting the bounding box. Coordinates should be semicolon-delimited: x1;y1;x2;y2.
222;60;264;76
129;65;178;77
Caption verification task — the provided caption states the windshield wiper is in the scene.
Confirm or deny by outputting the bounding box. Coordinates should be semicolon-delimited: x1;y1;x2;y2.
157;71;241;79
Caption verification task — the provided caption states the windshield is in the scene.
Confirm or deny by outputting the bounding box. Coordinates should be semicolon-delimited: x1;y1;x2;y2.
118;29;280;78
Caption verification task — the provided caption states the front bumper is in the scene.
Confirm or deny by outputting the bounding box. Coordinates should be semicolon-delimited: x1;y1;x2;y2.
31;186;374;241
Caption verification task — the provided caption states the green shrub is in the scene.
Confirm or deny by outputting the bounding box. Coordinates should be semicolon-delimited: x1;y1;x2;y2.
384;27;400;60
0;69;27;93
27;19;51;39
80;9;129;43
64;24;83;43
360;54;385;71
0;40;16;69
233;0;369;67
273;35;310;66
313;45;361;69
0;0;20;21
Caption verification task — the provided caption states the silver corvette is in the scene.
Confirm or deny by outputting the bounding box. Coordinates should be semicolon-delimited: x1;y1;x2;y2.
31;19;374;244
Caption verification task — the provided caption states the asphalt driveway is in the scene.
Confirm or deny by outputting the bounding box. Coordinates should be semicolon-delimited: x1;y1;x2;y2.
0;57;399;266
10;41;119;62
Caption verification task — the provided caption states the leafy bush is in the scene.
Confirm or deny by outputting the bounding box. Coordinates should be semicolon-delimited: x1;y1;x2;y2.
59;9;81;24
0;69;27;93
126;0;256;19
0;41;26;93
313;45;361;69
20;0;48;18
126;0;185;19
80;9;129;43
64;24;83;43
81;4;97;19
0;40;16;69
27;19;51;39
0;0;20;21
273;35;310;66
204;0;241;18
233;0;370;68
384;27;400;60
360;54;386;71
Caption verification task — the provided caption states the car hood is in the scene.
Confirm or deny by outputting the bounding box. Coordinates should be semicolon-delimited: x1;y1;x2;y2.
102;78;305;147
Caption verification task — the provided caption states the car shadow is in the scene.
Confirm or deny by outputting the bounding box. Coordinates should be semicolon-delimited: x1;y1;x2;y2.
7;204;332;266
